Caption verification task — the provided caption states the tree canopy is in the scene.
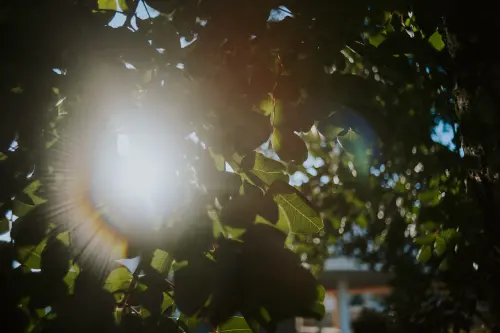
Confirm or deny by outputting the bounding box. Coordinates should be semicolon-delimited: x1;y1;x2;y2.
1;1;499;333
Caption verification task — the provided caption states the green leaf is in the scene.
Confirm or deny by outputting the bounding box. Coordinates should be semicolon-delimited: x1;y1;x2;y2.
434;236;446;256
256;204;290;233
151;249;172;275
317;124;345;139
218;317;254;333
337;129;365;155
104;267;133;293
64;265;80;294
24;180;42;195
98;0;118;10
179;315;202;333
23;180;47;205
12;199;35;218
428;31;445;51
441;228;459;242
311;285;326;319
414;234;435;245
16;238;47;269
369;34;386;47
259;97;279;116
242;152;287;186
270;181;323;234
209;149;226;171
417;245;431;264
0;217;9;234
15;192;35;206
418;189;440;203
161;292;174;313
270;100;287;127
56;232;71;246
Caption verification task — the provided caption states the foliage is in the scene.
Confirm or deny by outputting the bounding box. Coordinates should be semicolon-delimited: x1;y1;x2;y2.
1;1;500;333
352;309;394;333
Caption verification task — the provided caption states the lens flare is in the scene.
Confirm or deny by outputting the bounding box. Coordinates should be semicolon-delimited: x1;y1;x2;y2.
45;107;195;272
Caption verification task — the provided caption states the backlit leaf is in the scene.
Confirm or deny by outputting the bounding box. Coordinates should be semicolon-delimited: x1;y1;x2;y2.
369;34;386;47
337;129;364;155
414;234;435;245
218;317;253;333
151;249;172;275
64;265;80;294
242;152;287;186
259;97;278;116
434;236;446;256
174;255;214;316
417;245;431;264
428;31;445;51
270;181;323;234
16;238;47;269
104;267;133;293
98;0;118;11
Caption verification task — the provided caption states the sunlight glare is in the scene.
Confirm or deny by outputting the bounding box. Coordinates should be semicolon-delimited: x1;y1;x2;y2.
91;126;175;233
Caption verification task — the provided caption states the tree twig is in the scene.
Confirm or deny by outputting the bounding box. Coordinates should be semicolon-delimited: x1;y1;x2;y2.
124;0;141;28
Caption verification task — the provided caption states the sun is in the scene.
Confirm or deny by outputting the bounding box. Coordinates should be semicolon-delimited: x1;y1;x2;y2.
48;108;196;270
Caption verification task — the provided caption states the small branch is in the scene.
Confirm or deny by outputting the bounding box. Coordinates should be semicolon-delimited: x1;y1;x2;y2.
98;9;127;15
141;0;153;23
124;0;141;28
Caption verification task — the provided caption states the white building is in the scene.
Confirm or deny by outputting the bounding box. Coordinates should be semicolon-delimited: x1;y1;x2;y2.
295;257;391;333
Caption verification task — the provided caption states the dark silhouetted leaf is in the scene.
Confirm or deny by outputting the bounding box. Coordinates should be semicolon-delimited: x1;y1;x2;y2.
174;255;214;316
220;195;258;228
271;129;308;164
257;193;280;224
140;286;163;315
0;217;9;234
11;205;48;246
0;241;13;273
120;314;143;333
158;316;182;333
40;239;70;280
